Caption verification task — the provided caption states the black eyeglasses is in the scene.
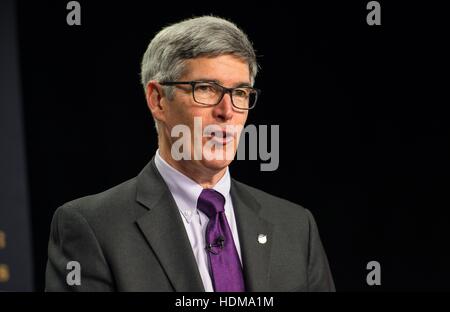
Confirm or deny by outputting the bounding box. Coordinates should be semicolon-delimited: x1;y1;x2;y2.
159;80;260;110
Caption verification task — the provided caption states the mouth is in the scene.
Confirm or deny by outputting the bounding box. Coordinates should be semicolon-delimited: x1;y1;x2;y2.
205;128;235;145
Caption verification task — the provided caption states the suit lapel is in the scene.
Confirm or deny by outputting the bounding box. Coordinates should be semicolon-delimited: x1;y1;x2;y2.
135;158;204;292
231;180;273;291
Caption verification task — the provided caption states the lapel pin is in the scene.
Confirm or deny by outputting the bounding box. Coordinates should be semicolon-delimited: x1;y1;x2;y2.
258;234;267;244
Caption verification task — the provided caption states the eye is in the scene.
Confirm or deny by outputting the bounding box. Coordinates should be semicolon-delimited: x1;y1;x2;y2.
195;83;216;93
233;88;249;98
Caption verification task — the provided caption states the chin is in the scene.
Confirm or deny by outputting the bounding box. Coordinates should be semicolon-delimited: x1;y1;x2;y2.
200;158;233;172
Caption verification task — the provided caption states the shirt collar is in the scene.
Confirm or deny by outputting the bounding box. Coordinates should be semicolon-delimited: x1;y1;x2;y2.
154;149;230;223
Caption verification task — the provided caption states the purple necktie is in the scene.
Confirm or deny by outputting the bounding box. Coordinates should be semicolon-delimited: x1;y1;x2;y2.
197;189;245;292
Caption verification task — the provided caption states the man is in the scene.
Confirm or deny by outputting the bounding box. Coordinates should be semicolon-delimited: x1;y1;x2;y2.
45;16;335;292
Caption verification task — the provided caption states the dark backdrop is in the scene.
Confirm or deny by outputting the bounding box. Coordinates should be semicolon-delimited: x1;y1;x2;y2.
15;0;450;291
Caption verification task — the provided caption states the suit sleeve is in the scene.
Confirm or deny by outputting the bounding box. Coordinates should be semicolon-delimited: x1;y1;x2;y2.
45;204;114;291
305;209;336;292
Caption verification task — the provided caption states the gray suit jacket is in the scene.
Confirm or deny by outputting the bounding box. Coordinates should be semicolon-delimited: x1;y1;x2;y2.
45;158;335;291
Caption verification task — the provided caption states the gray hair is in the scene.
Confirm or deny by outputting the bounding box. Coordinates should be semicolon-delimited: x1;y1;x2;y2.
140;15;258;99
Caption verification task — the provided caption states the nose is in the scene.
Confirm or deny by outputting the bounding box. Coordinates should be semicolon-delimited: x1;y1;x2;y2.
212;92;234;122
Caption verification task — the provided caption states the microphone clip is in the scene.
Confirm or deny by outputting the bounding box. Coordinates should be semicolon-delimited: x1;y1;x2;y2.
206;236;225;254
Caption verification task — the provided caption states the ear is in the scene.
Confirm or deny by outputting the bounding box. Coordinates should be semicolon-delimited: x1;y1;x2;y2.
145;80;166;123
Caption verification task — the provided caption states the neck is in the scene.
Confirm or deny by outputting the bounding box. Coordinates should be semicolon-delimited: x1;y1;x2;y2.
158;141;227;189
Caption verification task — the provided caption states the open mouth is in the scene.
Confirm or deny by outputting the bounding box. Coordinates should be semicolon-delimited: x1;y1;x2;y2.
205;129;234;145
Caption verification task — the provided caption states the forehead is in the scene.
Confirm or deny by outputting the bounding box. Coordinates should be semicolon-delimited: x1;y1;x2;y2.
182;55;251;85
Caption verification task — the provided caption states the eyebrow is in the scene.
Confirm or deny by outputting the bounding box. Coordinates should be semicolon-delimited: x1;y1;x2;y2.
194;79;252;88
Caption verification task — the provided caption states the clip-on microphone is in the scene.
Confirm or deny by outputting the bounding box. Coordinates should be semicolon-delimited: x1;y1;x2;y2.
206;235;225;254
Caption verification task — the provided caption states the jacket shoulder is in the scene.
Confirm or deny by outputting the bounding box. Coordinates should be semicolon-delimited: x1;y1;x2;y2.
57;177;139;226
232;179;313;222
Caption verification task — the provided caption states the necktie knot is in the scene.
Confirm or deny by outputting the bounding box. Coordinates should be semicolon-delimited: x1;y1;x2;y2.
197;189;225;219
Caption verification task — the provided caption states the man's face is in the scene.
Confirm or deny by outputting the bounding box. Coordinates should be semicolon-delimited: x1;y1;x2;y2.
159;54;250;173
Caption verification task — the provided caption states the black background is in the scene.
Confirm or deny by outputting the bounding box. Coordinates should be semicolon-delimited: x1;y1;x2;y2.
16;0;450;291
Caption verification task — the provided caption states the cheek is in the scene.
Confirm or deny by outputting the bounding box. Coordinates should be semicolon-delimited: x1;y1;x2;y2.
166;99;193;127
235;112;248;126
